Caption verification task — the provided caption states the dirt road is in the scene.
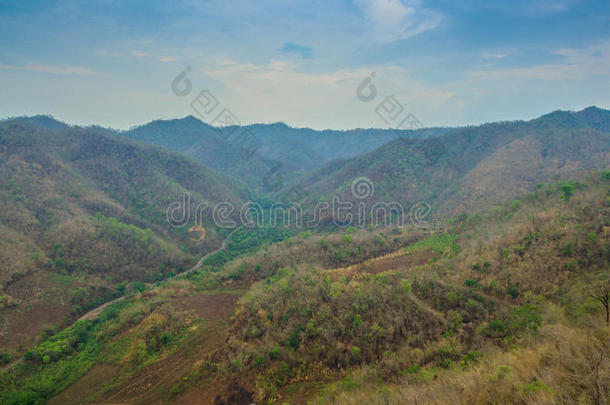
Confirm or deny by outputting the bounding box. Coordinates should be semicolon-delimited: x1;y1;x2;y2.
1;228;240;373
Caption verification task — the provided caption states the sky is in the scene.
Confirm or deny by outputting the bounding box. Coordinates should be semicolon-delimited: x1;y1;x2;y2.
0;0;609;130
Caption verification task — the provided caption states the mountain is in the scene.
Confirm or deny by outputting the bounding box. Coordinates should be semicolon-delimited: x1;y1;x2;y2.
8;115;69;130
293;106;610;217
123;116;277;192
0;109;608;405
123;117;449;192
0;120;247;350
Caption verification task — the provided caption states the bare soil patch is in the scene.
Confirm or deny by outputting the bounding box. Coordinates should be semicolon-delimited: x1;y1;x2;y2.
95;292;241;405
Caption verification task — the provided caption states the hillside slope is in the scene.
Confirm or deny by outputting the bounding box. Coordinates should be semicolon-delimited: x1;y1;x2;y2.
294;106;610;216
0;120;247;350
2;171;607;405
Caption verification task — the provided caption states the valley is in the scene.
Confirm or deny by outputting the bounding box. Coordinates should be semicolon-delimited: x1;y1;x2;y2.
0;109;608;404
2;2;609;403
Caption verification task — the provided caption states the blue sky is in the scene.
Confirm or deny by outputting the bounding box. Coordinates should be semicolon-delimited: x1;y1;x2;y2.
0;0;609;129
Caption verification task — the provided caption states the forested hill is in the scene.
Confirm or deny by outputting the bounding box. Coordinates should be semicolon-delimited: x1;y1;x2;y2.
0;119;247;350
292;106;610;215
122;117;449;192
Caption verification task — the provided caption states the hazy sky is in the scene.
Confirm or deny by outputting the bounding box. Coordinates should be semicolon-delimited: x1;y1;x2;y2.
1;0;609;129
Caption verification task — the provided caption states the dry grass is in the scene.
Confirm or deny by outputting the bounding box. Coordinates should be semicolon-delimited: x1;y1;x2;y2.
321;321;609;405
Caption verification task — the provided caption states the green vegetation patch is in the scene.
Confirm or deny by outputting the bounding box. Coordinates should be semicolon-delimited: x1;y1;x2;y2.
403;232;458;254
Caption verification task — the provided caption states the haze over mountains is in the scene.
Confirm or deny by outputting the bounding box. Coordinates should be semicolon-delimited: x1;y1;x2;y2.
13;106;610;212
122;117;447;192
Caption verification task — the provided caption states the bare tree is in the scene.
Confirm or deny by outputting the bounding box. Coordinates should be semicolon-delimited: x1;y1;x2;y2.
591;280;609;326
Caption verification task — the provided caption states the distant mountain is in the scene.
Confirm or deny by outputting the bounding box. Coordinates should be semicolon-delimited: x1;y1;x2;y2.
293;106;610;216
0;120;247;349
10;107;609;218
123;116;276;192
533;106;610;132
123;117;449;192
8;115;69;130
9;115;452;194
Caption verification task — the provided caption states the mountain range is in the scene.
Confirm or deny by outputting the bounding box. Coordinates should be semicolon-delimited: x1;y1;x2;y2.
291;106;610;216
0;107;608;404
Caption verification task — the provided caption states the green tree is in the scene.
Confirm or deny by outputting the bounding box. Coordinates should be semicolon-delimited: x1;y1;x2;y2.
559;182;575;200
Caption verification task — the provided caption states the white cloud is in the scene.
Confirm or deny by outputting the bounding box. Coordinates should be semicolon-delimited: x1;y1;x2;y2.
97;48;178;64
95;49;122;58
482;52;508;59
130;50;148;58
354;0;442;42
520;0;581;15
200;60;455;129
0;63;101;76
470;41;610;81
454;0;581;16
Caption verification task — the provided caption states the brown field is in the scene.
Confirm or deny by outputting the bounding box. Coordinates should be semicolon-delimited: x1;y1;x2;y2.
49;291;241;405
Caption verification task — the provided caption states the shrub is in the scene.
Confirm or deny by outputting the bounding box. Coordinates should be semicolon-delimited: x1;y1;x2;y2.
461;350;482;370
435;341;462;368
340;376;357;391
464;279;478;288
352;314;363;330
329;281;344;297
286;331;300;349
24;349;40;362
374;234;386;245
269;346;280;360
130;281;147;294
0;350;10;364
169;383;187;398
305;319;318;337
255;355;265;369
2;389;42;405
522;379;551;394
480;319;508;339
0;294;16;309
510;304;542;334
481;305;541;340
559;182;575;200
447;310;463;332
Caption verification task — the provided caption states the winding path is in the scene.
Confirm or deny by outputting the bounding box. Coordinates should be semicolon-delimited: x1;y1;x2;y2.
1;227;240;373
